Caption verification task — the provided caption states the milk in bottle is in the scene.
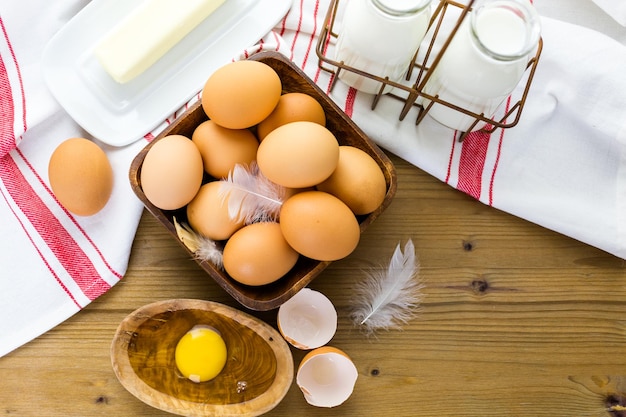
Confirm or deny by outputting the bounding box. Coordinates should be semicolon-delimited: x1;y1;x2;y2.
422;0;541;131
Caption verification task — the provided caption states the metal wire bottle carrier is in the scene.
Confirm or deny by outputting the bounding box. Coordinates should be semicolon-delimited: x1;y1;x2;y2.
316;0;543;142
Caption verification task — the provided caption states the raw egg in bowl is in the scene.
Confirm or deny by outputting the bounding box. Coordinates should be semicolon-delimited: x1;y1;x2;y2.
110;299;293;417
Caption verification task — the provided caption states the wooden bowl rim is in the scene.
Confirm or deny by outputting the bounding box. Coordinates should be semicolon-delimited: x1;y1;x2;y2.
110;299;294;417
128;51;398;311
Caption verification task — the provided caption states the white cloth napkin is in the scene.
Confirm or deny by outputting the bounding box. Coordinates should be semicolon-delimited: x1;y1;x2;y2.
1;0;625;357
0;2;148;357
591;0;626;26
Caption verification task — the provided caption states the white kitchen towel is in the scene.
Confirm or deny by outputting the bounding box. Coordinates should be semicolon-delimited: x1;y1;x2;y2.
591;0;626;26
1;0;625;358
0;2;148;357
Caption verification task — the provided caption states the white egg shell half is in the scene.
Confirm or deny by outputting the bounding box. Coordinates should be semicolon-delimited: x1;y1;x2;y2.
296;346;358;408
277;288;337;350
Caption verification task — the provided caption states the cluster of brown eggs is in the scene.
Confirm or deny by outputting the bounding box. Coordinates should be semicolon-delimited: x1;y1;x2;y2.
140;60;387;287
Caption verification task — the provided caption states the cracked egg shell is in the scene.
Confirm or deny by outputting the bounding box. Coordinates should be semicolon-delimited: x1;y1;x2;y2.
277;288;337;350
296;346;358;408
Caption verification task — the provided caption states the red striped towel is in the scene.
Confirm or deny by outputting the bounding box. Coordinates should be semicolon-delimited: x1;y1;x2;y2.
0;3;148;357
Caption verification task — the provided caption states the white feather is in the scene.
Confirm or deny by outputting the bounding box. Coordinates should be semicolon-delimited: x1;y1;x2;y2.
350;239;423;335
173;217;223;269
219;162;286;224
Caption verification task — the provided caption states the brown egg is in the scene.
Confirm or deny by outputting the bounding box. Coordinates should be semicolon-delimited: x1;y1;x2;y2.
192;120;259;178
223;222;299;286
257;93;326;141
316;146;387;215
187;181;245;241
140;135;204;210
257;121;339;189
279;191;360;261
201;60;282;129
48;138;113;216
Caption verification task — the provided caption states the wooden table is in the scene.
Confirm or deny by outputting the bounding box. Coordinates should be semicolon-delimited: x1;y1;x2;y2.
0;153;624;416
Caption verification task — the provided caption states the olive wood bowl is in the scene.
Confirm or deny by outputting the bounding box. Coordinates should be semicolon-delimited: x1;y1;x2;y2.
111;299;294;417
129;51;397;311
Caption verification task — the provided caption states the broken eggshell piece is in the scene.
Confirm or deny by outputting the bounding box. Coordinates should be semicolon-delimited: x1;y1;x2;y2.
277;288;337;350
296;346;358;408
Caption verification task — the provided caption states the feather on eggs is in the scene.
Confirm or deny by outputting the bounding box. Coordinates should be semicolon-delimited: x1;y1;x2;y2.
219;162;286;224
173;217;223;268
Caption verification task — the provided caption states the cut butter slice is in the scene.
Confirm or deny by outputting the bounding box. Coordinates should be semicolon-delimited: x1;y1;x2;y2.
94;0;227;84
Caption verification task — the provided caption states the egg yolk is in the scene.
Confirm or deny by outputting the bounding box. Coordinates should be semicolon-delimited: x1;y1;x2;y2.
175;325;227;383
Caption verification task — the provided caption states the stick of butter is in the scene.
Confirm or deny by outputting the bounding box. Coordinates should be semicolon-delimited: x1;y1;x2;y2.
94;0;226;84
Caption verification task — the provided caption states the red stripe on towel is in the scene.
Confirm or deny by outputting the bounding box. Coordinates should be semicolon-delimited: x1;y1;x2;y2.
278;10;289;37
488;97;512;206
457;129;491;199
344;87;357;118
444;131;459;184
312;0;333;89
290;0;305;61
0;183;81;308
300;0;320;70
271;30;282;51
0;17;25;151
0;56;14;144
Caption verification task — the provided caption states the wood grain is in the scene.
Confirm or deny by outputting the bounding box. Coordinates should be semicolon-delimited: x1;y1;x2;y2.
0;154;625;416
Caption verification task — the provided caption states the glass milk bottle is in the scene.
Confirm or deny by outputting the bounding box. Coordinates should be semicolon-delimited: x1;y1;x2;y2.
421;0;541;131
334;0;433;94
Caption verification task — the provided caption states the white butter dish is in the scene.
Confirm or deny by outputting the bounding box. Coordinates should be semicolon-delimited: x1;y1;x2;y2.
42;0;292;146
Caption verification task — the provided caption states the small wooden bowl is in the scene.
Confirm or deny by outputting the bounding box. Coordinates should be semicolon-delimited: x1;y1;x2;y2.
129;51;397;311
111;299;294;417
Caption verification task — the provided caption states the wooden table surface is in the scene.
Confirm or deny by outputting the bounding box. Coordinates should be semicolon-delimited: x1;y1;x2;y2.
0;153;625;417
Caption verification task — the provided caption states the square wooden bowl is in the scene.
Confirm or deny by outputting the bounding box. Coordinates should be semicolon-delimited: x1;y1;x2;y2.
129;51;397;311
